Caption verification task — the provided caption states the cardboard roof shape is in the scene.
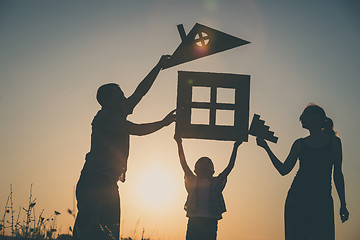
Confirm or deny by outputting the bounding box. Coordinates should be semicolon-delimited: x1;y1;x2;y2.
163;23;250;69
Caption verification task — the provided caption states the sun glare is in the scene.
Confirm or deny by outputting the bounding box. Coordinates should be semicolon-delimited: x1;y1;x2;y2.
134;164;177;209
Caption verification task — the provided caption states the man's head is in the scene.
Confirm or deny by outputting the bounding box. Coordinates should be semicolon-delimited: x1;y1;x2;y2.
97;83;126;111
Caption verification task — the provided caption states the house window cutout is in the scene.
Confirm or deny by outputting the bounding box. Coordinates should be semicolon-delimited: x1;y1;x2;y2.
195;32;210;47
216;110;234;126
217;87;235;104
192;86;211;103
176;71;250;141
191;108;210;125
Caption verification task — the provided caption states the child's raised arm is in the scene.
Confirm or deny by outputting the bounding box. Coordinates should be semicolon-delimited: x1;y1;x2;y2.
174;136;193;176
219;141;242;178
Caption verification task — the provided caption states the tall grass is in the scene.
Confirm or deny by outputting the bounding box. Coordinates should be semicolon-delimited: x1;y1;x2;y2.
1;184;155;240
1;184;63;239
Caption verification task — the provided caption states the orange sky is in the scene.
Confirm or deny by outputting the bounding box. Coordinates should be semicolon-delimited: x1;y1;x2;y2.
1;1;360;239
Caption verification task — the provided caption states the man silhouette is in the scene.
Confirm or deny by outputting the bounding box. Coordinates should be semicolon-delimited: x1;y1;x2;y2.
73;55;175;240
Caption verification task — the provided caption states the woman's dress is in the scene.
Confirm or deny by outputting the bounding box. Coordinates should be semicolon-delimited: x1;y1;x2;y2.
285;137;335;240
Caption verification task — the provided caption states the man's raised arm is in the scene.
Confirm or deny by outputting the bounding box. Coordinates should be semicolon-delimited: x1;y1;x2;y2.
127;55;171;112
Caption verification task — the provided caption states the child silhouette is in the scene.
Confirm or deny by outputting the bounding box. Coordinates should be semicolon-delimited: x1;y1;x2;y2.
174;136;242;240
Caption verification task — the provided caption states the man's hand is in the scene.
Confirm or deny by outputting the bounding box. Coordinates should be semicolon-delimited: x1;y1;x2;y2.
162;109;176;126
157;55;171;69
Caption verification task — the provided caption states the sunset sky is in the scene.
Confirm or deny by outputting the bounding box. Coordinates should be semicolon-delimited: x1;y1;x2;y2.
1;1;360;239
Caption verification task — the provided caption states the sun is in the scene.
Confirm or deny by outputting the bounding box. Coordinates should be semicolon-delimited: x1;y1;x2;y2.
134;163;178;209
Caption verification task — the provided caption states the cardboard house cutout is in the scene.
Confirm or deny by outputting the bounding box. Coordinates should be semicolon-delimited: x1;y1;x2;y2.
175;71;250;141
248;114;278;143
163;23;250;69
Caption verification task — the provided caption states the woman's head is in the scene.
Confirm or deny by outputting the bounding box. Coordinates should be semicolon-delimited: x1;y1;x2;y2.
194;157;215;178
300;103;336;135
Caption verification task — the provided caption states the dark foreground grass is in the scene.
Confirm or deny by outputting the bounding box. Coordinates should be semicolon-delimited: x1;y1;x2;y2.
1;185;154;240
0;235;151;240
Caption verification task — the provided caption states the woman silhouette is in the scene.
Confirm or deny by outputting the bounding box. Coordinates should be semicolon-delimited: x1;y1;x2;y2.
256;104;349;240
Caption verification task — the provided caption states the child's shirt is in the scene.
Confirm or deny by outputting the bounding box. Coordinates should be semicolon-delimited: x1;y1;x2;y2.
184;173;227;220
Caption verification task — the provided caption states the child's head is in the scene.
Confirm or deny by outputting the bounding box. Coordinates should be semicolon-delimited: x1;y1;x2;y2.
194;157;215;178
97;83;126;111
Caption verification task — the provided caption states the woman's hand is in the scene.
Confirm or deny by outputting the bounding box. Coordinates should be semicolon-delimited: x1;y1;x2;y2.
256;137;269;149
340;205;349;223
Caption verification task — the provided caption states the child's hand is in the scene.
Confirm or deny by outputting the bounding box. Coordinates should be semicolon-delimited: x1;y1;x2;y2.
174;134;182;143
234;140;242;147
157;55;171;69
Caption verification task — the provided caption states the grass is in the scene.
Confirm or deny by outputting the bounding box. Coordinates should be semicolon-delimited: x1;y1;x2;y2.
1;184;62;239
1;184;154;240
